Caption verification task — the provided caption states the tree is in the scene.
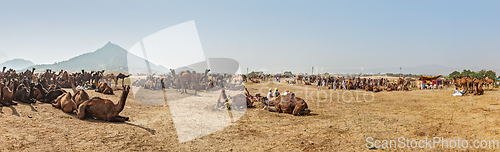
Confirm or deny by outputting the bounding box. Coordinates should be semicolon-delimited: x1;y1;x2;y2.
461;69;473;77
485;70;496;79
248;71;263;77
449;69;496;79
284;71;293;75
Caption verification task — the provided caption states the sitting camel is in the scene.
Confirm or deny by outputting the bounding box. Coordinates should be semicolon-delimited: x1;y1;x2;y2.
52;92;78;113
96;82;113;95
77;85;131;122
268;94;310;116
1;81;19;106
70;78;89;107
228;93;253;109
14;82;36;103
35;84;66;103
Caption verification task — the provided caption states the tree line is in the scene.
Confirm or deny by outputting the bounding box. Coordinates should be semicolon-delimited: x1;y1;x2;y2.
448;69;497;80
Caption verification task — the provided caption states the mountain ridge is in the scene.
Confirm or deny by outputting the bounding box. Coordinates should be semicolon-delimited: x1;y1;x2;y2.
23;42;169;74
0;58;35;70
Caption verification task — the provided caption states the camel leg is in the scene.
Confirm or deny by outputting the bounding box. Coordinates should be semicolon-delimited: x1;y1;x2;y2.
269;104;281;113
116;115;129;121
52;98;61;108
292;104;306;116
268;107;278;112
108;116;127;122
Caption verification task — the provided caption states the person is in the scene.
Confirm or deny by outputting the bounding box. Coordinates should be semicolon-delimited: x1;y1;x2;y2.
283;90;290;95
459;87;465;94
452;88;462;96
263;89;273;110
267;89;273;99
342;81;346;90
317;78;321;90
274;88;280;97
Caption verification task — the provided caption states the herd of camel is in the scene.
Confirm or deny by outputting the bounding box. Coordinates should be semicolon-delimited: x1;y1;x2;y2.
2;66;493;119
248;74;418;92
452;75;496;95
213;87;311;116
0;67;131;122
132;69;245;94
247;73;496;96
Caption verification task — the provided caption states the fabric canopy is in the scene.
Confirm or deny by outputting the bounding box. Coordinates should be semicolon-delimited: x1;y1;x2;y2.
418;75;442;81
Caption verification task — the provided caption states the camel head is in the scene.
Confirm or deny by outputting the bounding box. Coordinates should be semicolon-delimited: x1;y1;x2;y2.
124;85;130;93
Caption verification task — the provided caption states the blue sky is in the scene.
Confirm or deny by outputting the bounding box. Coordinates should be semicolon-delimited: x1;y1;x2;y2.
0;1;499;74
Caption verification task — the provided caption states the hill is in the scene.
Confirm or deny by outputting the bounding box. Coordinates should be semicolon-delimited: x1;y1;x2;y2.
0;59;35;70
25;42;169;73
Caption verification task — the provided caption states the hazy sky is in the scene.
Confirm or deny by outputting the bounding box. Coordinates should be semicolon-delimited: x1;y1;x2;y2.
1;1;499;74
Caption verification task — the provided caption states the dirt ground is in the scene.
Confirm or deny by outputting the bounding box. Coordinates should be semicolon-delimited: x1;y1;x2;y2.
1;79;500;151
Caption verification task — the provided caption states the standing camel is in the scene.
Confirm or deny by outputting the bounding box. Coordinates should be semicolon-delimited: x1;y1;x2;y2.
115;73;130;87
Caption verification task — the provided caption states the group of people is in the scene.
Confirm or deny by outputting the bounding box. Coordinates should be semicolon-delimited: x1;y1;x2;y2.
262;88;293;109
452;87;466;96
418;80;444;89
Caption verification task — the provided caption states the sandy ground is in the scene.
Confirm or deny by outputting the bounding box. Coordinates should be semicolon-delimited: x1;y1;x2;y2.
0;80;499;151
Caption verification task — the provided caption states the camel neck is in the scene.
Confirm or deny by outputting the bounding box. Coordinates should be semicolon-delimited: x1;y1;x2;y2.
116;89;129;112
70;81;77;94
36;85;47;97
28;84;34;99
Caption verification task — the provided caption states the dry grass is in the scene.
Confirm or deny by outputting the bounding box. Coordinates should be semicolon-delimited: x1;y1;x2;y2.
0;80;499;151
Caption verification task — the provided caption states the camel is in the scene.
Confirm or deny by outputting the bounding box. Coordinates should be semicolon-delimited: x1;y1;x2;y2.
473;79;484;95
177;70;195;94
483;75;495;90
96;82;113;94
242;75;247;82
296;75;303;84
194;69;210;83
52;92;78;113
250;79;260;83
35;83;66;103
81;70;93;85
227;93;253;109
77;85;131;122
32;87;44;101
268;94;310;116
115;73;130;87
70;78;89;107
365;85;374;91
132;78;147;87
1;80;19;106
14;82;36;103
397;77;405;91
